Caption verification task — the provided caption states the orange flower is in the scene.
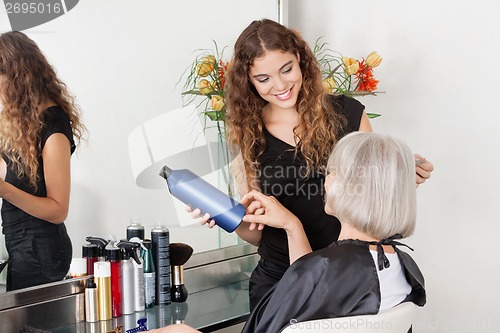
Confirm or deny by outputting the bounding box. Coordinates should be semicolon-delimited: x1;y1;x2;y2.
355;60;379;92
357;76;379;92
217;59;229;91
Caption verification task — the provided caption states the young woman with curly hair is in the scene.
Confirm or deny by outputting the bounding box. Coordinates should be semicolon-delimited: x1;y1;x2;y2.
0;31;85;291
221;19;374;310
195;19;433;310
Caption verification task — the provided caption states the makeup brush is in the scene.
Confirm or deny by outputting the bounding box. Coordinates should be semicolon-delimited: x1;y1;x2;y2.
170;242;193;302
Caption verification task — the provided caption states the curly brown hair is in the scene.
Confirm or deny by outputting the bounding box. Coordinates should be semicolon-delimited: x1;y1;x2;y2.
0;31;85;188
225;19;346;191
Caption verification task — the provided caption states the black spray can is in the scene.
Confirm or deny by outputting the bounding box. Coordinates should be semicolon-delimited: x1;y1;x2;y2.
127;221;145;241
151;226;171;305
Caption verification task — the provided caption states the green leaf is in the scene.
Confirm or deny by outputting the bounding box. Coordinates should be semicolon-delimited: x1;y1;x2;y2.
205;111;223;121
367;113;381;119
182;90;203;96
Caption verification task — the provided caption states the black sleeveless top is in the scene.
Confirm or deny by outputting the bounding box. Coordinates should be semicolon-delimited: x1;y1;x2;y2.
257;95;365;272
1;106;75;235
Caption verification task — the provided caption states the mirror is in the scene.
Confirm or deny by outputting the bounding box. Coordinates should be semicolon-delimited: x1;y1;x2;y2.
0;0;279;291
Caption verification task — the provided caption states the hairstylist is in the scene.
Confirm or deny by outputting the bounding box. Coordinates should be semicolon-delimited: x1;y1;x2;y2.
195;19;434;310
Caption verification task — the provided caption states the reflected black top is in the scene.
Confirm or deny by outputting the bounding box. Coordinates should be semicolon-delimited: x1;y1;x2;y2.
242;239;426;333
257;95;364;272
1;106;75;235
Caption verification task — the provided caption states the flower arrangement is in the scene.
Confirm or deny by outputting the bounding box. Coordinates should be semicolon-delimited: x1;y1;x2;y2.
179;42;234;197
180;42;230;135
314;38;383;118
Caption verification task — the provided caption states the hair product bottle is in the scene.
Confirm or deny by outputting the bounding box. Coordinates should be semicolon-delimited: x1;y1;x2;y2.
159;165;245;233
105;241;123;318
85;278;98;323
128;238;145;312
142;240;156;308
151;225;171;305
94;261;112;321
119;246;135;315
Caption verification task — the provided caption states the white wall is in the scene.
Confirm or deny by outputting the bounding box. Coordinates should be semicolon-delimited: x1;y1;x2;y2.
0;0;278;260
288;0;500;332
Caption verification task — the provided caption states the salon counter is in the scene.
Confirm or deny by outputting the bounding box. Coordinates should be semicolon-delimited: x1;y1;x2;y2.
52;279;250;333
0;244;259;333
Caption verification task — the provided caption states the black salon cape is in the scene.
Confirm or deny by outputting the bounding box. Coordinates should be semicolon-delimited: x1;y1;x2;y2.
241;239;426;333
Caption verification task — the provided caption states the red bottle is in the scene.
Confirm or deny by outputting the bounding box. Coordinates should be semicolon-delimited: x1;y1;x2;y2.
105;242;123;317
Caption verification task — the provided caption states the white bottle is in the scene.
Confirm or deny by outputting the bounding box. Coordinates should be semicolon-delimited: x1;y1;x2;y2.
85;278;98;322
121;248;135;315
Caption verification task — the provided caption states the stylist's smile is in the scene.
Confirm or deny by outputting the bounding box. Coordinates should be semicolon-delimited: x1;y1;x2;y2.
275;86;293;101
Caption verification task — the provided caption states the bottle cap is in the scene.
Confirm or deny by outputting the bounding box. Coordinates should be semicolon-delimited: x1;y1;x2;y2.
117;241;141;265
94;261;111;278
105;242;121;261
151;225;169;233
69;258;87;277
86;278;97;289
121;247;130;260
159;165;172;179
85;237;109;257
82;244;98;258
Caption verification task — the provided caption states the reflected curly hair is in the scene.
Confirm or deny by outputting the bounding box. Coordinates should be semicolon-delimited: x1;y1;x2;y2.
0;31;85;188
225;19;346;191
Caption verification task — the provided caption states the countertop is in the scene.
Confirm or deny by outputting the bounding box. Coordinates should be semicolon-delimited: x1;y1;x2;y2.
51;280;250;333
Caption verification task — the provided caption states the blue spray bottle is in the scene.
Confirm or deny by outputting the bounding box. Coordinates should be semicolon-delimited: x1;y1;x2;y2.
159;165;245;233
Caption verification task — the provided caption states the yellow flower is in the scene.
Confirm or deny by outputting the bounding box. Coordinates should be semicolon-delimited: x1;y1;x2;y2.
198;79;213;95
211;95;225;111
342;56;359;75
196;55;216;77
366;51;382;68
323;77;336;93
202;55;217;66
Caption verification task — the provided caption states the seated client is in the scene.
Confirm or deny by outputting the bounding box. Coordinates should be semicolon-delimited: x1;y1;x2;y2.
149;132;426;333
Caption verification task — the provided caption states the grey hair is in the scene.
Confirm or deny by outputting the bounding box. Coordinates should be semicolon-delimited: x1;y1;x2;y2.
326;132;417;239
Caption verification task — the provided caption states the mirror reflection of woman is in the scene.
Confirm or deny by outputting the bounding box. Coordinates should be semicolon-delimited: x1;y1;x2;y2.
0;31;85;291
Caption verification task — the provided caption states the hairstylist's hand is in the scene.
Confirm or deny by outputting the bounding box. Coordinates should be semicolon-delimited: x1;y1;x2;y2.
414;154;434;187
185;206;216;228
240;190;301;232
243;195;266;231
